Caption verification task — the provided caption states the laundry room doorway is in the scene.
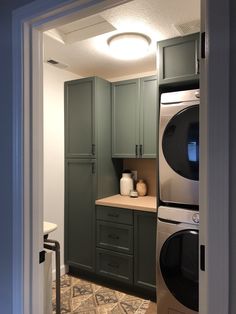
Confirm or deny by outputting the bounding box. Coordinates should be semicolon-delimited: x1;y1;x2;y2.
12;0;230;313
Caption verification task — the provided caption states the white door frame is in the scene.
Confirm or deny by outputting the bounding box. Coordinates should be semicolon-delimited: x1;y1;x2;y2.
199;0;229;313
12;0;229;313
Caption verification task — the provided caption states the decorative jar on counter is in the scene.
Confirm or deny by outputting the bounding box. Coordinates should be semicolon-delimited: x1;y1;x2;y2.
136;179;147;196
120;171;134;196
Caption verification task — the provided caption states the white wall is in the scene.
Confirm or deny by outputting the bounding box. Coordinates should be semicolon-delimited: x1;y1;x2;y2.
43;63;80;276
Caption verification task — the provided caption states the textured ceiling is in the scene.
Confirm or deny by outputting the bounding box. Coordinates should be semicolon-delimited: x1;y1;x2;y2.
43;0;200;80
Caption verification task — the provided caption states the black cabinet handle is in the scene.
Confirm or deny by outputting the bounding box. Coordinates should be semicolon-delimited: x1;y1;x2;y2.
135;145;138;157
107;262;119;269
92;163;96;174
92;144;95;155
107;213;119;218
139;144;143;157
108;234;120;240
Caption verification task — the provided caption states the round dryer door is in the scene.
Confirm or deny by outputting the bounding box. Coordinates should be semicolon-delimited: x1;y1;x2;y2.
160;229;199;311
162;105;199;181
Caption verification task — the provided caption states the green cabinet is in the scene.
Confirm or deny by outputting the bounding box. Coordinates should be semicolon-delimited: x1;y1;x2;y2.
65;77;121;273
65;77;95;159
96;248;133;284
140;76;158;158
96;205;134;284
96;221;133;254
112;79;139;158
134;211;156;292
96;205;156;295
112;75;157;158
157;33;200;86
65;159;96;271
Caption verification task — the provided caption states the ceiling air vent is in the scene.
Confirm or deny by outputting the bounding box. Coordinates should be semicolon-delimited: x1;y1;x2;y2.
173;20;200;36
46;59;68;69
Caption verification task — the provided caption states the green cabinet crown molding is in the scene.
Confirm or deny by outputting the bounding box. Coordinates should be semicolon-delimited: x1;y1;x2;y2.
112;75;157;159
157;32;200;86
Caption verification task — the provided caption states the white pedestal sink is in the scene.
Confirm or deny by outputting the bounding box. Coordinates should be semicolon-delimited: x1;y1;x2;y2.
43;221;58;236
43;221;60;314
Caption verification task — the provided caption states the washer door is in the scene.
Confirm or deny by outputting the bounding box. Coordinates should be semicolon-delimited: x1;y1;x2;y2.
162;105;199;181
160;229;199;311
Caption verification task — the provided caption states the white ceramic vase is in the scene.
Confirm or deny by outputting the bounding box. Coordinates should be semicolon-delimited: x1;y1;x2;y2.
120;173;134;196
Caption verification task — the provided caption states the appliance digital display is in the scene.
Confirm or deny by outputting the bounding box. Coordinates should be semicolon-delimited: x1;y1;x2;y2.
188;141;199;162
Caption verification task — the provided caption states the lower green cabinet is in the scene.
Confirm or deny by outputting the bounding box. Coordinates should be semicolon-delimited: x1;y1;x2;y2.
134;211;157;292
65;159;96;272
96;221;133;254
95;206;156;295
96;248;133;284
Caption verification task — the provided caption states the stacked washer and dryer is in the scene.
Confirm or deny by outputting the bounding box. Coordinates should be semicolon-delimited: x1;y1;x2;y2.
157;89;200;314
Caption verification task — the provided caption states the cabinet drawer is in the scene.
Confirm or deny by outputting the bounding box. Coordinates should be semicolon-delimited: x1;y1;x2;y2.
96;205;133;225
96;248;133;284
96;221;133;254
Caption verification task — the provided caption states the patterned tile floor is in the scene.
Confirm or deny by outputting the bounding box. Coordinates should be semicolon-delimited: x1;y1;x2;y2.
52;274;150;314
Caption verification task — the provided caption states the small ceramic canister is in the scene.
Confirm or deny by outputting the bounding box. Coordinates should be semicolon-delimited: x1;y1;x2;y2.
136;179;147;196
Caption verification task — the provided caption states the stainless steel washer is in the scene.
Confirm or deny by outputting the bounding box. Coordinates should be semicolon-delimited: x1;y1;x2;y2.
159;89;200;206
157;206;199;314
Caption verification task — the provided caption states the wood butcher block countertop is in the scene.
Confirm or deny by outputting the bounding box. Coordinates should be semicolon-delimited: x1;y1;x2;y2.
95;194;157;213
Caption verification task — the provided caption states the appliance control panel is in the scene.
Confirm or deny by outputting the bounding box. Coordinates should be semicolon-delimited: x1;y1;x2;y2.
192;213;200;224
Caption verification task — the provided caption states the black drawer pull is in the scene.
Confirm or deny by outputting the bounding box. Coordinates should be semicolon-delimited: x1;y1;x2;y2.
107;213;119;218
107;262;119;269
108;234;120;240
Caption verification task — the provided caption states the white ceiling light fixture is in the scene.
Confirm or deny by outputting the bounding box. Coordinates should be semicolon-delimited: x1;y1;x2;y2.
107;32;151;60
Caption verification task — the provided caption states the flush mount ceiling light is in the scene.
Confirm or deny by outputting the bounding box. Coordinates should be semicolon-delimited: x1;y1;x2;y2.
107;32;151;60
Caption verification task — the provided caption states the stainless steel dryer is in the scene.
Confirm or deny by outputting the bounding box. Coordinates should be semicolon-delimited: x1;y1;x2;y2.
157;206;199;314
159;89;200;206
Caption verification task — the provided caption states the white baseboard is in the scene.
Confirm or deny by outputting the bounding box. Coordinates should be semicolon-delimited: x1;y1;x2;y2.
52;264;68;281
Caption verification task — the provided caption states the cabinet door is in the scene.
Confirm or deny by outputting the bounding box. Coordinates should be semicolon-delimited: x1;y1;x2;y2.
112;79;139;158
134;211;156;292
139;76;157;158
158;33;200;86
65;78;95;158
96;248;133;284
96;221;133;254
65;159;96;272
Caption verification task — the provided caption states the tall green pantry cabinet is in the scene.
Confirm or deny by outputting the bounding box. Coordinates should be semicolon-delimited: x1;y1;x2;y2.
64;77;121;273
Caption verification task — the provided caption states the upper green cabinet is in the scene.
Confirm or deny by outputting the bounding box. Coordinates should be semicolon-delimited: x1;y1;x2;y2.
140;76;158;158
65;77;95;158
157;33;200;86
112;79;139;158
112;76;157;158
